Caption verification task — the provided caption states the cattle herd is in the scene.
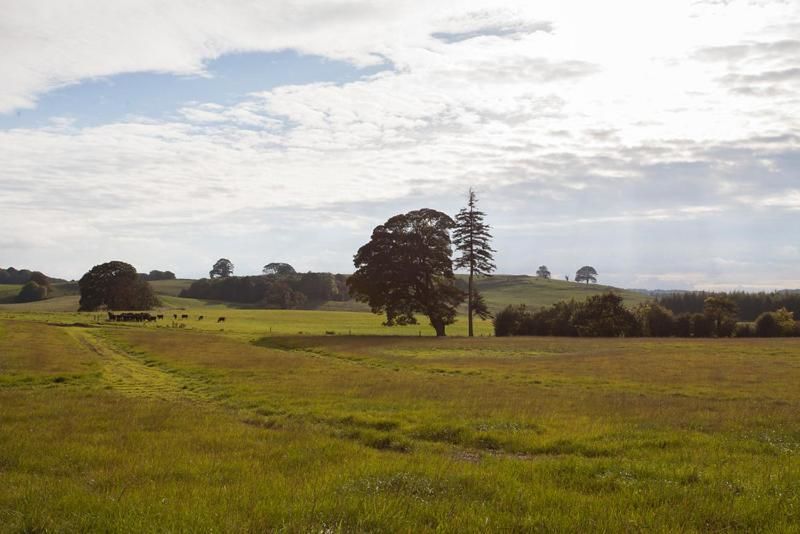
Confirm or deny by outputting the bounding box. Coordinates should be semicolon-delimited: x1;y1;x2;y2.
107;312;226;323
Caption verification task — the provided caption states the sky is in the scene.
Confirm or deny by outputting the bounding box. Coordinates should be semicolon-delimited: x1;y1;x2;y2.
1;0;799;290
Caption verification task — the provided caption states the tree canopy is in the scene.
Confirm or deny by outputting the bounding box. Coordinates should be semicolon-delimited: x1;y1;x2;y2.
536;265;551;279
348;208;464;336
209;258;234;279
140;270;176;281
78;261;159;311
263;262;296;276
575;266;598;284
453;189;495;336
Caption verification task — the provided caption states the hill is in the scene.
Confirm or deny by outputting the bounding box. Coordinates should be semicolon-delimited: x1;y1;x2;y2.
151;275;649;312
470;275;650;311
0;275;649;313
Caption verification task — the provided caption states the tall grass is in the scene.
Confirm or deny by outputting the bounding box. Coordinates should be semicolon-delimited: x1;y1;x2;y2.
1;317;799;531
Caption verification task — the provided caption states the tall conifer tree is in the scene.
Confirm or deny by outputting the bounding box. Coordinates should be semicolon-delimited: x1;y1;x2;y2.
453;189;496;336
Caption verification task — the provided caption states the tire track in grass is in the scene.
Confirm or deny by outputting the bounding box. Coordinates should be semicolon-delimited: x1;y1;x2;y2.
67;328;210;402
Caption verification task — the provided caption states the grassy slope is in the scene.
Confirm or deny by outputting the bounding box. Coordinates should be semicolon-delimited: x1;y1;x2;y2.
1;318;798;531
472;275;649;311
0;285;22;303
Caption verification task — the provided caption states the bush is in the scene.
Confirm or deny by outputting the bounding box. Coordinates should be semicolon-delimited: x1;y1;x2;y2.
494;305;528;337
536;301;578;336
16;281;48;302
733;323;753;338
571;293;640;337
637;303;674;337
674;314;692;337
691;313;714;337
774;307;797;336
717;319;736;338
755;312;780;337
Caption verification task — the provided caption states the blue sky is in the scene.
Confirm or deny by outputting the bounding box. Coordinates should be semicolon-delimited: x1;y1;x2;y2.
1;0;799;289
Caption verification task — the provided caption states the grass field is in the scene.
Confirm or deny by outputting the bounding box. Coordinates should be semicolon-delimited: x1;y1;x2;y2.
0;285;22;304
1;310;799;532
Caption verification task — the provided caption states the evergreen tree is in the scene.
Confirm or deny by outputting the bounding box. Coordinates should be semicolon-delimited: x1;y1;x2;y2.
453;189;496;336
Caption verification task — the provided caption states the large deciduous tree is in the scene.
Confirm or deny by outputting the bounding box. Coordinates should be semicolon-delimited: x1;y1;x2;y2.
209;258;234;278
348;209;464;336
78;261;159;311
263;262;296;276
575;266;598;284
453;189;496;336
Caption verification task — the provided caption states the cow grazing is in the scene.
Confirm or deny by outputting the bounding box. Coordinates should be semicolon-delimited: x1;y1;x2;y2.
156;314;164;320
198;315;204;320
181;314;189;320
217;317;226;323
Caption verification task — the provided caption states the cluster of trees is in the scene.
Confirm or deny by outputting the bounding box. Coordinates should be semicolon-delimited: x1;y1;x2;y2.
180;269;348;309
0;268;59;303
495;293;638;337
78;261;160;311
495;293;799;337
348;190;496;336
658;291;800;321
0;266;63;285
138;270;176;281
16;271;52;303
535;265;598;284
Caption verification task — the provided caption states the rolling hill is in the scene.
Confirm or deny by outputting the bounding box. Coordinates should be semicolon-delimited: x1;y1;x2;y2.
469;275;650;311
1;275;650;313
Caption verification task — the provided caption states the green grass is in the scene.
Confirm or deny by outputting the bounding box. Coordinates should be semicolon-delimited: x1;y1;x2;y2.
0;284;22;303
1;313;799;532
148;278;194;296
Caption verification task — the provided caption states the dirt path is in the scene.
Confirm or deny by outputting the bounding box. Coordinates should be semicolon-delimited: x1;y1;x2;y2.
67;328;209;402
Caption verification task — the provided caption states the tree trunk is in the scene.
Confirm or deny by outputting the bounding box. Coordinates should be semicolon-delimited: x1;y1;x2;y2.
431;317;447;337
467;271;474;337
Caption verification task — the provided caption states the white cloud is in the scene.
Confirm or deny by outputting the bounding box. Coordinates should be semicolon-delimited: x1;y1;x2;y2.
2;0;800;285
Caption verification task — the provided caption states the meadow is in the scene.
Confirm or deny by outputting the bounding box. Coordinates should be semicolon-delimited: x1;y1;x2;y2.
1;304;799;532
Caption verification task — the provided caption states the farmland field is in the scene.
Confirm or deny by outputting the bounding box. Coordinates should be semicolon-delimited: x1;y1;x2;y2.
1;308;799;532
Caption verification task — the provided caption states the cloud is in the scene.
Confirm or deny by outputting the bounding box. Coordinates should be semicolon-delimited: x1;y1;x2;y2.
2;0;800;287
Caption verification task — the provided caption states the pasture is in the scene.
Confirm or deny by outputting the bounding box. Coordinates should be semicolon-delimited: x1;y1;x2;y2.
1;308;799;532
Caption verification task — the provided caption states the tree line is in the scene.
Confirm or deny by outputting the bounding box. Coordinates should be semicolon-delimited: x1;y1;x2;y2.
495;293;800;338
179;270;349;308
657;291;800;321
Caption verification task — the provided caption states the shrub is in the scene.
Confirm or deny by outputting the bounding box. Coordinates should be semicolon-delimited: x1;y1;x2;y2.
674;314;692;337
571;293;640;337
537;301;578;336
774;307;797;336
691;313;714;337
637;303;674;337
717;319;737;338
755;312;780;337
733;323;753;338
494;305;528;337
16;281;48;303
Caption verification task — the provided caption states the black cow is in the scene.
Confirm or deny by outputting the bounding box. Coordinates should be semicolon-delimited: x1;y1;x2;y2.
217;317;226;323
